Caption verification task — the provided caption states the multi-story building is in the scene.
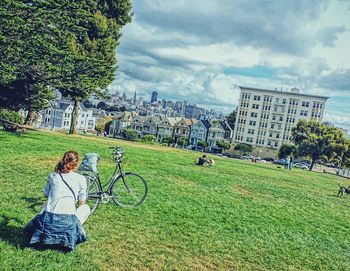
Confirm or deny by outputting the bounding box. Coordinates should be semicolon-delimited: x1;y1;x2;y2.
207;119;226;151
151;91;158;103
109;111;136;136
189;119;211;146
184;104;205;119
130;116;149;138
142;116;162;136
233;86;329;149
173;118;197;144
156;117;180;142
41;100;96;131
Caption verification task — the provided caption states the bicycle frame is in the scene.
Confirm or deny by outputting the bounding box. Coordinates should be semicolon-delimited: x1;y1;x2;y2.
88;159;131;200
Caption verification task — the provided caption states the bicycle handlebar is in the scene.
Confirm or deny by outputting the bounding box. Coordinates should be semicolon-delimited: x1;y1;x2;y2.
110;146;124;162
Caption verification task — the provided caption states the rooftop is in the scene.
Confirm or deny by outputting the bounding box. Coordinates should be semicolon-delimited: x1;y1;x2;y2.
239;86;329;100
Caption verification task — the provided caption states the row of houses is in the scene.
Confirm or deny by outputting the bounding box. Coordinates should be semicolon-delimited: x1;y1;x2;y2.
109;112;233;151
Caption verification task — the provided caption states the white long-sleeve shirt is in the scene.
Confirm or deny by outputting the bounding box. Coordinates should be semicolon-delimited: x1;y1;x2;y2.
43;172;87;215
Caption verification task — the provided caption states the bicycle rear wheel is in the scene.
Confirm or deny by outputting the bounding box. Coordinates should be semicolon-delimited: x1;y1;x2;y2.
111;172;148;207
85;175;101;214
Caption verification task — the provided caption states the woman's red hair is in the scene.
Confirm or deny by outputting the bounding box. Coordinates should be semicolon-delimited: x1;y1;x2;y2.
55;151;79;173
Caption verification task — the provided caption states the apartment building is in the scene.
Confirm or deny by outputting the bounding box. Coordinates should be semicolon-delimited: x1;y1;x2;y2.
233;86;329;149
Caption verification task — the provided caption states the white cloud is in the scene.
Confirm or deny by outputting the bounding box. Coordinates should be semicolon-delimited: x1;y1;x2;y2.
111;0;350;128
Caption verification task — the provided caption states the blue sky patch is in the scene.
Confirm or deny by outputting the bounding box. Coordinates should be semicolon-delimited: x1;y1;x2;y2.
223;65;277;79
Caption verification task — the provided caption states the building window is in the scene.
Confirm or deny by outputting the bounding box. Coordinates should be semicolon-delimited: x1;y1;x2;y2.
246;137;253;143
249;120;256;126
253;95;261;101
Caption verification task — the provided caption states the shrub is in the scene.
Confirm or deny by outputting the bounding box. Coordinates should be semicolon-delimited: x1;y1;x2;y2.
122;129;138;141
142;134;156;144
0;109;23;124
234;143;253;154
197;141;208;148
217;141;230;150
178;138;189;147
95;116;113;133
161;136;172;144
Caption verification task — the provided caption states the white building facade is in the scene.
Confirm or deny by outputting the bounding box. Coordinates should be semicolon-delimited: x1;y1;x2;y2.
41;100;96;131
233;86;329;149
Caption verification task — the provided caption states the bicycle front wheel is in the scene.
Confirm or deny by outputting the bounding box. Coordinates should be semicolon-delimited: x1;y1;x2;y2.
85;175;101;214
111;172;148;207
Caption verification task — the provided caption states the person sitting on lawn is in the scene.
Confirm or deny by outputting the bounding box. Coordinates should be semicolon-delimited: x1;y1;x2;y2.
208;158;215;166
195;154;209;166
24;151;90;252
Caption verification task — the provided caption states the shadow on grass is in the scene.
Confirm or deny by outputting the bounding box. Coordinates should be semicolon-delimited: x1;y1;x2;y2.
22;197;44;213
0;215;25;248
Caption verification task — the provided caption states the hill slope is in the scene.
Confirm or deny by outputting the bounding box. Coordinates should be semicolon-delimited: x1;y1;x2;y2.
0;130;349;271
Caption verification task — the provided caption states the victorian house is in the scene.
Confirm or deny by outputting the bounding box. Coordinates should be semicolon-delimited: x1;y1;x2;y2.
109;111;136;136
130;116;149;138
142;116;162;137
207;119;226;151
189;119;211;146
172;118;197;144
41;100;95;132
156;117;180;142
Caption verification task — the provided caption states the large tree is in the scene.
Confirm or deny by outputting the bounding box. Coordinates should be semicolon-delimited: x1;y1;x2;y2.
292;120;346;171
56;1;133;134
0;0;65;124
0;0;132;130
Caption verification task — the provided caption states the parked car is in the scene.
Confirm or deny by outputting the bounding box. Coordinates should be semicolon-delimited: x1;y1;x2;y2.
294;163;309;170
231;154;243;159
242;155;253;160
273;158;287;165
262;157;274;162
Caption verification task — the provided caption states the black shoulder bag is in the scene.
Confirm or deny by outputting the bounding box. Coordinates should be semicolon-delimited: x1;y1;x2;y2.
59;173;77;203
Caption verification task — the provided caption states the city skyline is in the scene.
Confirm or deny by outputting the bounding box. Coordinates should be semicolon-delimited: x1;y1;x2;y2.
109;0;350;131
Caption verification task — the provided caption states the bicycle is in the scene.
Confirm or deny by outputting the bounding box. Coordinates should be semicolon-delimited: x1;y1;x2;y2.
80;146;148;214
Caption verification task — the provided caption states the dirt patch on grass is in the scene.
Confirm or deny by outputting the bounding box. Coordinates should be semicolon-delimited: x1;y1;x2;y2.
232;185;256;199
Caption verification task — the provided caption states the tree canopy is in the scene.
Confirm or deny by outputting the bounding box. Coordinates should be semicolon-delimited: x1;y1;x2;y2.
226;110;236;130
278;143;297;159
0;0;132;130
234;143;253;154
292;120;346;171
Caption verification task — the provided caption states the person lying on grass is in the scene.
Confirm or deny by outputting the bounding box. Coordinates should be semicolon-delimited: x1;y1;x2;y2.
24;151;90;252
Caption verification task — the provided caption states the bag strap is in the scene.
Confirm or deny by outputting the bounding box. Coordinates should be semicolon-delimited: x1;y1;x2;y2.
59;173;77;202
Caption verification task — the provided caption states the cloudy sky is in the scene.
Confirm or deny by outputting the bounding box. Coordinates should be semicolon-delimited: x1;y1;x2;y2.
110;0;350;131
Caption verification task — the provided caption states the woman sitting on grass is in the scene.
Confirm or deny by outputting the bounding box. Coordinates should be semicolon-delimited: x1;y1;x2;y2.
24;151;90;252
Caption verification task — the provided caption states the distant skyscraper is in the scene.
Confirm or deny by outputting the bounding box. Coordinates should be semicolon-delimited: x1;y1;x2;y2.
133;91;137;104
151;91;158;103
122;92;127;100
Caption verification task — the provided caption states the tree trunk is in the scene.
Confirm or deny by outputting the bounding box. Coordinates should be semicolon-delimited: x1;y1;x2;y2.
24;110;35;125
309;158;316;171
69;100;80;134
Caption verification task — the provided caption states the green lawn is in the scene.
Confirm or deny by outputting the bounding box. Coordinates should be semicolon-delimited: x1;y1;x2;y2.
0;129;349;271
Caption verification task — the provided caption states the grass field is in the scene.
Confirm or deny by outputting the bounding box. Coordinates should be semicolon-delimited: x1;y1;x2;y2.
0;129;349;271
